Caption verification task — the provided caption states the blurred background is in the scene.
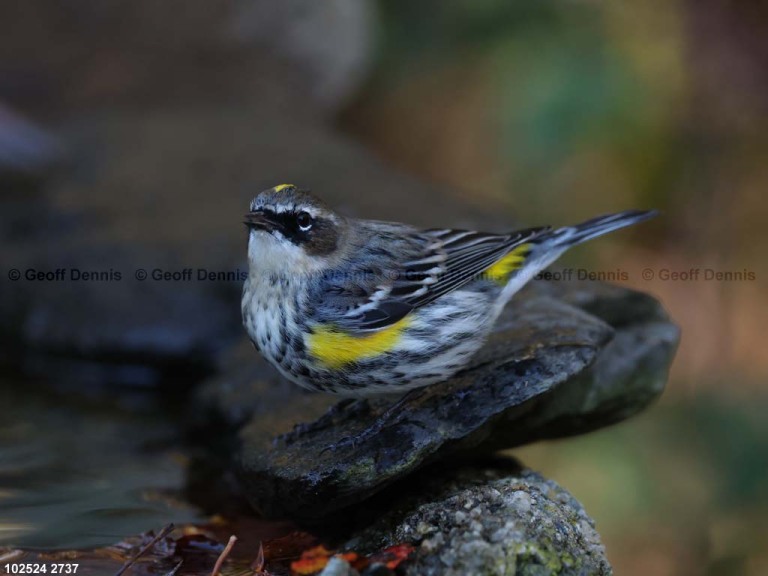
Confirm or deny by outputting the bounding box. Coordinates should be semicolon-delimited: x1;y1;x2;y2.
1;1;766;574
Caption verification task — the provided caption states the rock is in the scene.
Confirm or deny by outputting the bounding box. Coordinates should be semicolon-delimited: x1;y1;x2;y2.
344;459;612;576
190;280;678;519
478;280;681;448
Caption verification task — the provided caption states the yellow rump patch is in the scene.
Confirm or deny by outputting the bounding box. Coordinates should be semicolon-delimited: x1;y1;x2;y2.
274;183;295;192
484;243;532;284
307;317;412;370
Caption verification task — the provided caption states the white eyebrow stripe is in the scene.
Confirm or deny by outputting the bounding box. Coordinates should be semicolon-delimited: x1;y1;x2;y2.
270;204;294;214
267;204;321;218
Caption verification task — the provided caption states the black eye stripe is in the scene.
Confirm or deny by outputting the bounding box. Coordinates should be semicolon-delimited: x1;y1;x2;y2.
264;209;315;243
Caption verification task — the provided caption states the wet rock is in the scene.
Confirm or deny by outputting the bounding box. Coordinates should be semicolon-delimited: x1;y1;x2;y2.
345;460;612;576
191;280;678;519
478;280;680;448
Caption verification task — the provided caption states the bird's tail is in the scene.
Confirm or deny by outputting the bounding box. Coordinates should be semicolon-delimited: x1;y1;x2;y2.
540;209;658;249
492;209;657;317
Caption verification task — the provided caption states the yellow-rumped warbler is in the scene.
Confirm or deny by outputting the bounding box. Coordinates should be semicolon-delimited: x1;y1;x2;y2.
242;184;656;396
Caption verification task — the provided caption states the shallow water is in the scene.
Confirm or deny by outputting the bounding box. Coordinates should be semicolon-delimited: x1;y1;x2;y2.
0;379;201;549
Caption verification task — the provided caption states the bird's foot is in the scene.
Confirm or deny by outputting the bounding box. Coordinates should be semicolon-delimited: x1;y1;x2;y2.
319;423;383;454
273;398;371;446
320;387;428;454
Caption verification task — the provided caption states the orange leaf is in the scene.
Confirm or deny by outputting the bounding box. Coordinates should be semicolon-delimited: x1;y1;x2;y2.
290;545;333;575
372;543;415;569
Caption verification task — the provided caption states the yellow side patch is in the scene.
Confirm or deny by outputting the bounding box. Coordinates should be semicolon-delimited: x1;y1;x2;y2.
274;183;295;192
307;317;412;370
484;243;532;284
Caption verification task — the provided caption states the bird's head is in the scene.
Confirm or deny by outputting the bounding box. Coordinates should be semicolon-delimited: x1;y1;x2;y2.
244;184;346;274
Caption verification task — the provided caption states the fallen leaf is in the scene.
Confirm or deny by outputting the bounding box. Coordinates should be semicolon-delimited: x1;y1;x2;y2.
290;545;334;575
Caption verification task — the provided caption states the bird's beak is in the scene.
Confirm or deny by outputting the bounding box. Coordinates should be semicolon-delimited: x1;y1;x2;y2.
244;210;276;232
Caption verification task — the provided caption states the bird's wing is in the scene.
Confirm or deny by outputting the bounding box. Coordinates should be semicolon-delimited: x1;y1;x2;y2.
313;225;549;331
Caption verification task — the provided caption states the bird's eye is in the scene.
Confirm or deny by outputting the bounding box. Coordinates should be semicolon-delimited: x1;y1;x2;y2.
296;211;313;232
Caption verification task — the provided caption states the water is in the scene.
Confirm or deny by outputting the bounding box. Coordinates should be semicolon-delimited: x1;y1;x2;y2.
0;379;201;549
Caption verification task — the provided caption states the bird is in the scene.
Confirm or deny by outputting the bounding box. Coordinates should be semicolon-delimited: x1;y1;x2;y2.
242;184;656;396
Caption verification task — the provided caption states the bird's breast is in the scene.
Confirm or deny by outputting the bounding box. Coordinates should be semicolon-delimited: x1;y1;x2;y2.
242;272;306;366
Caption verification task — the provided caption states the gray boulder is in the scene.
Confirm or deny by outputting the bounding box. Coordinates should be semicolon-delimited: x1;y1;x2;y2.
344;461;612;576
